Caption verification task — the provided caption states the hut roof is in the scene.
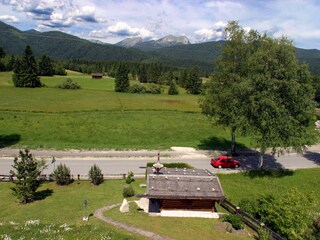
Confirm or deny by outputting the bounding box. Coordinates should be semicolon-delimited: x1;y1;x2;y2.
143;167;225;200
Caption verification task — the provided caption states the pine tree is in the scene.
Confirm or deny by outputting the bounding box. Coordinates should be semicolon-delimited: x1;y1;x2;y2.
13;45;42;88
11;149;46;204
54;164;71;185
179;69;188;87
39;55;54;76
88;164;104;185
0;47;5;71
138;65;148;83
115;63;129;92
168;80;179;95
185;66;202;94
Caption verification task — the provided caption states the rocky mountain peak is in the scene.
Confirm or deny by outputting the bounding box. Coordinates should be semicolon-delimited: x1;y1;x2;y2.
115;37;143;47
157;35;190;45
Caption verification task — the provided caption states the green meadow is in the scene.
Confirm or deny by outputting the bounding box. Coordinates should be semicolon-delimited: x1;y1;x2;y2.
0;71;251;150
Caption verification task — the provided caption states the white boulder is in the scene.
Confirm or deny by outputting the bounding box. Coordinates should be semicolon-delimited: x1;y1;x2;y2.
119;199;129;213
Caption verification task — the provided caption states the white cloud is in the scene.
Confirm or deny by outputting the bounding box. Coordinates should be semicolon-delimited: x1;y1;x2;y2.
90;21;154;40
0;14;19;22
193;21;227;42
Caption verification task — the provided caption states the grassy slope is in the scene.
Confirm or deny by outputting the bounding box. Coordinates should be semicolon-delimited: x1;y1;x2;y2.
0;71;251;150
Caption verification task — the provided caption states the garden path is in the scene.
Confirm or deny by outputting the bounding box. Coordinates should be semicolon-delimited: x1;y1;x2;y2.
94;202;171;240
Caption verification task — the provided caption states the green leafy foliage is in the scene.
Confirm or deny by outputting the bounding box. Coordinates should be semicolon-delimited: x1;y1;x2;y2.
145;83;161;94
146;162;193;168
10;149;45;204
125;171;135;184
239;189;317;239
12;45;42;88
201;21;315;164
221;214;244;230
57;78;81;89
123;184;135;198
54;164;72;185
88;164;104;185
128;83;146;94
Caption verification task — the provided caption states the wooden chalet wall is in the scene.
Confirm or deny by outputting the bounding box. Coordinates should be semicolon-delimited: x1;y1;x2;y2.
159;199;215;211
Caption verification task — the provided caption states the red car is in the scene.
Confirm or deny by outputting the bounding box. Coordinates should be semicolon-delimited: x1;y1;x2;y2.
210;155;240;168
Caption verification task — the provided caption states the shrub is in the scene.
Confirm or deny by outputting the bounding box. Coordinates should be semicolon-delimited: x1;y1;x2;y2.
54;163;71;185
239;189;317;239
128;84;146;94
145;83;161;94
258;228;271;240
222;214;244;230
123;184;135;198
125;171;135;184
57;78;81;89
146;162;193;169
88;164;104;185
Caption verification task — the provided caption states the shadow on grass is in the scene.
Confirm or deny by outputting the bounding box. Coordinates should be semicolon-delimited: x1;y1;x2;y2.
244;169;295;178
35;188;53;201
0;134;20;148
303;151;320;165
197;136;247;151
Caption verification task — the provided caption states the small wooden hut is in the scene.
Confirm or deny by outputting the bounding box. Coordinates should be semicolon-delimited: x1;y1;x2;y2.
142;167;225;214
91;73;103;79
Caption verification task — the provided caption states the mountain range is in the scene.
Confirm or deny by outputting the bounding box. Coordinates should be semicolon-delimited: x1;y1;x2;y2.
0;20;320;73
115;35;190;51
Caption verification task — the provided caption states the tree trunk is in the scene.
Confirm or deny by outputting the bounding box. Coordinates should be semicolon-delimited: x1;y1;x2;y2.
258;143;266;169
258;152;264;169
231;126;236;156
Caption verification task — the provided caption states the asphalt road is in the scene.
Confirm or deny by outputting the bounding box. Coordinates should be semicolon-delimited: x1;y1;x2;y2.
0;147;319;176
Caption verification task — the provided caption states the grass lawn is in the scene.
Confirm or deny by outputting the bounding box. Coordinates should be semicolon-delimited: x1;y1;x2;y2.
0;179;147;240
106;206;252;240
104;168;320;240
0;71;252;150
218;168;320;207
0;168;319;239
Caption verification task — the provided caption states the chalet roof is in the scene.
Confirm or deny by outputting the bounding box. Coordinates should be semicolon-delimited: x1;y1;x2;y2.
91;73;103;76
143;167;225;200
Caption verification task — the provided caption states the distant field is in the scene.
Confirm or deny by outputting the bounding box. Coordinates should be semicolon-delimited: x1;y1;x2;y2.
0;71;248;150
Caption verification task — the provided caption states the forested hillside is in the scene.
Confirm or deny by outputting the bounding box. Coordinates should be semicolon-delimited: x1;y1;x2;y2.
1;21;320;73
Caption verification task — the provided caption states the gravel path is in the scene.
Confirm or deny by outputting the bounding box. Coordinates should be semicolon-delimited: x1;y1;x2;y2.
94;203;171;240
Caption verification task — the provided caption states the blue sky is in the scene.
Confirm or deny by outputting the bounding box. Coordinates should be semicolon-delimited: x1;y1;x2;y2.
0;0;320;49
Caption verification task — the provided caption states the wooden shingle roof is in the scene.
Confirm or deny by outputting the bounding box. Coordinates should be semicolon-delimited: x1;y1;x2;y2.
144;167;225;200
